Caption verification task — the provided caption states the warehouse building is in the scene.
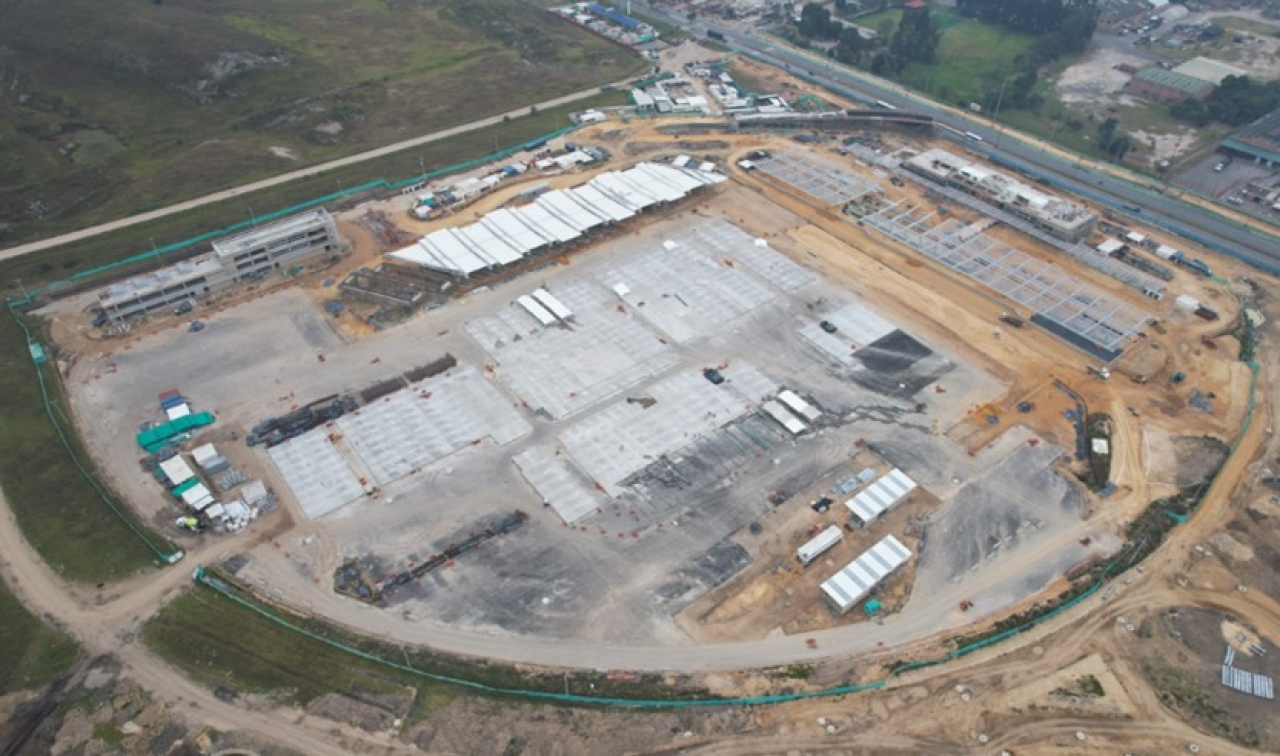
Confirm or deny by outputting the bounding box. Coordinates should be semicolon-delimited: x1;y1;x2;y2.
903;149;1098;241
96;209;344;324
820;535;913;614
1223;108;1280;168
1127;67;1214;104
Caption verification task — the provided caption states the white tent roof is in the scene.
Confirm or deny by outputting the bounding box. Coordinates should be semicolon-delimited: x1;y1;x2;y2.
821;535;912;612
390;163;721;276
515;203;579;243
536;190;607;231
166;403;191;421
483;209;549;254
845;468;917;523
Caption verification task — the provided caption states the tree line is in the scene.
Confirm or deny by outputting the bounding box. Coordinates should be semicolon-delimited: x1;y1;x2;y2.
794;2;940;74
1171;75;1280;127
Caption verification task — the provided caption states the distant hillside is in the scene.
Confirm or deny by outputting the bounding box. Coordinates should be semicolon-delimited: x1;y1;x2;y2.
0;0;642;246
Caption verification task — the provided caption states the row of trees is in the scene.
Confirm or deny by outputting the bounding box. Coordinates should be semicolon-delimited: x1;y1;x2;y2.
794;3;940;74
1171;75;1280;127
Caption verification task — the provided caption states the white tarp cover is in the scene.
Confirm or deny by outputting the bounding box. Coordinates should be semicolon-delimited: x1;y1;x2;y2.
191;443;218;467
762;400;807;436
159;455;195;486
181;482;214;511
166;403;191;421
531;288;573;320
821;535;912;613
797;525;843;564
778;389;821;421
517;295;558;326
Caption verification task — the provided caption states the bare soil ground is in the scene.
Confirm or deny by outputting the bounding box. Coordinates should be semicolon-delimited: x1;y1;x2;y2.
10;114;1280;756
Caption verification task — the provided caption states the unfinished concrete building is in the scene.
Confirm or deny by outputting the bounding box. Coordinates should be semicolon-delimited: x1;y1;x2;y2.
95;209;343;323
904;148;1098;242
212;209;341;283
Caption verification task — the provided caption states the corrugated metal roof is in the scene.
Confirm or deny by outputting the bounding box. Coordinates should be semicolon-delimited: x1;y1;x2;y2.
845;468;917;523
1134;66;1214;95
821;535;912;611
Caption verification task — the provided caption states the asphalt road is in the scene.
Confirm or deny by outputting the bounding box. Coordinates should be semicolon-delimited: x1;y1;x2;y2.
635;2;1280;275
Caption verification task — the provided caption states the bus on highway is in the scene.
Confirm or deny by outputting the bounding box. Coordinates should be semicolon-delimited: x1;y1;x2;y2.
874;100;897;110
964;131;984;142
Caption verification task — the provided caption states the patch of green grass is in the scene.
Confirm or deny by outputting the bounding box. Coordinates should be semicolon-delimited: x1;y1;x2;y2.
0;311;168;580
726;61;770;96
0;0;645;247
0;575;80;694
145;577;712;706
143;589;425;707
1214;15;1280;36
899;20;1036;106
92;722;126;747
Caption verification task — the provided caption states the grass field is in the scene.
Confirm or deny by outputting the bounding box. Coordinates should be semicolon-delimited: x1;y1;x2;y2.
0;91;628;294
143;578;709;711
0;575;80;694
854;7;968;33
0;0;645;248
899;20;1036;107
0;312;171;582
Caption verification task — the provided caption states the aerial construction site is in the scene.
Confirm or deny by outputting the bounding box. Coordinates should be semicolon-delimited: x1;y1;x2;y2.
25;52;1280;754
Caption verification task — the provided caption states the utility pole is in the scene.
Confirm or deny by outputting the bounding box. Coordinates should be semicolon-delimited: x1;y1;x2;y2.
992;76;1009;149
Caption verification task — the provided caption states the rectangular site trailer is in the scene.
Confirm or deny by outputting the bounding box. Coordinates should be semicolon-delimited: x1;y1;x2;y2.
797;525;843;566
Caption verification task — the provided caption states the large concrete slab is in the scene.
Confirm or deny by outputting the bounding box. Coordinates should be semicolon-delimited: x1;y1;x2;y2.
560;367;763;496
799;300;898;365
267;432;367;519
337;364;530;485
513;446;608;524
595;226;780;344
467;277;679;420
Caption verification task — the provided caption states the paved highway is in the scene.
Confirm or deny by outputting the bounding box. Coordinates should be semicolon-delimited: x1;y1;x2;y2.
636;2;1280;276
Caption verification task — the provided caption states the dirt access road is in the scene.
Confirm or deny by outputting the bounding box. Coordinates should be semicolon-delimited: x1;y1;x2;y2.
0;83;624;262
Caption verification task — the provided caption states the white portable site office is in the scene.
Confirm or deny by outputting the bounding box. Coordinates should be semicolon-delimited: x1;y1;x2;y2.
797;525;843;566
